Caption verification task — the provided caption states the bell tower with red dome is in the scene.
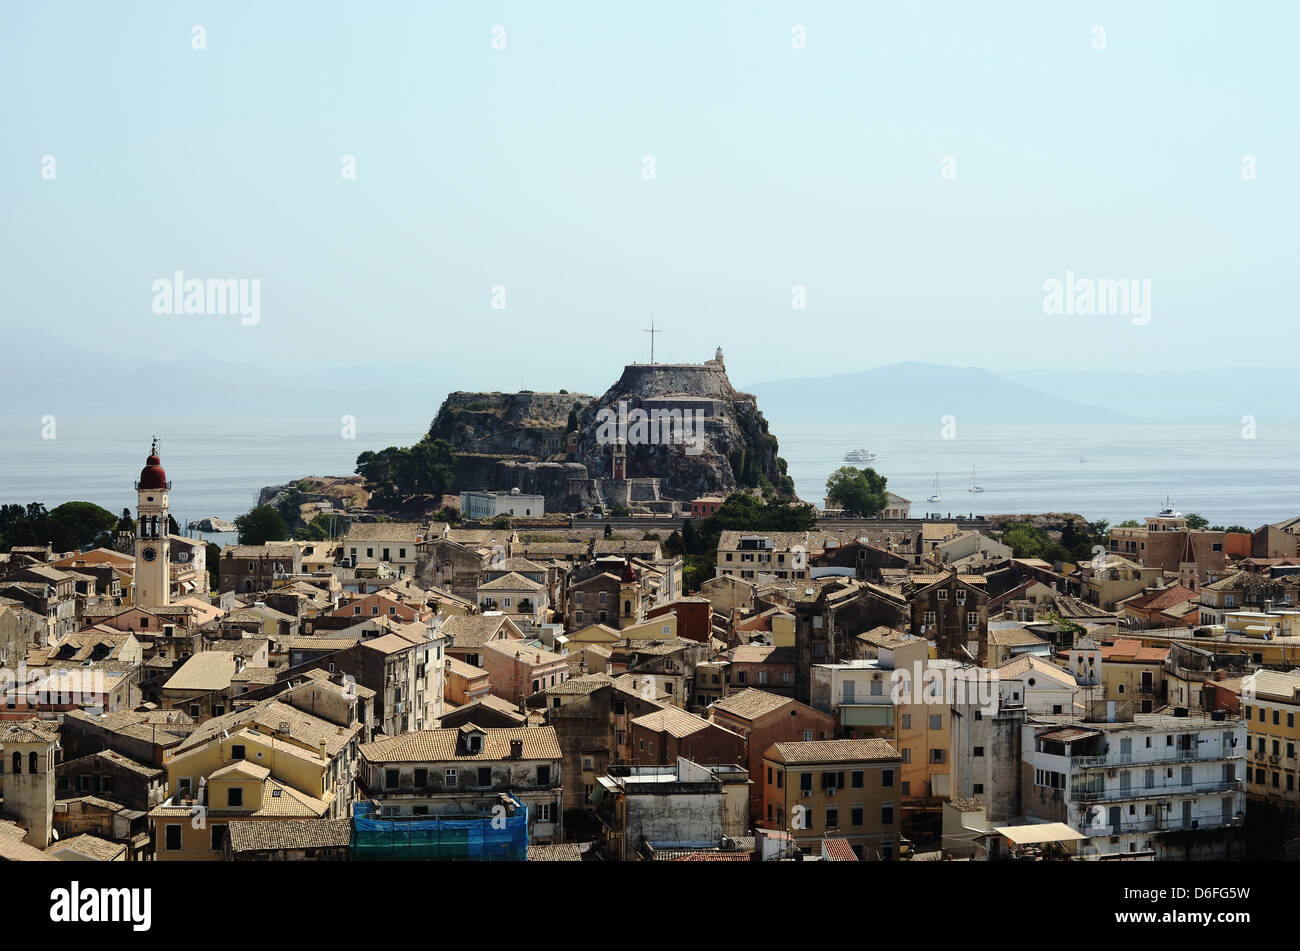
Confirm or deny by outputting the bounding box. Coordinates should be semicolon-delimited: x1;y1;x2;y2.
134;438;172;606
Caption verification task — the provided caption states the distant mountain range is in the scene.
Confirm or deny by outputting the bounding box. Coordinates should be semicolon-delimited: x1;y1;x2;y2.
746;362;1132;424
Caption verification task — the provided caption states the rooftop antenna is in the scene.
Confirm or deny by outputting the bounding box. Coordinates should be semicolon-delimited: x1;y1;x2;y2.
643;316;661;364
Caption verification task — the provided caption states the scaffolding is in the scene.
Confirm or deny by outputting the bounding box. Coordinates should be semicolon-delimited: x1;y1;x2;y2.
350;800;529;861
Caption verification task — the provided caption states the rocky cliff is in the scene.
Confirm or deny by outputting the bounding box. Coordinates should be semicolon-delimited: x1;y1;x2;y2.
423;357;793;508
570;358;793;502
428;391;592;458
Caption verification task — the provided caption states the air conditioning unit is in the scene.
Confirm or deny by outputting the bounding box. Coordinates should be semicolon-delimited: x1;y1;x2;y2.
1270;755;1281;764
828;787;837;797
1107;769;1118;777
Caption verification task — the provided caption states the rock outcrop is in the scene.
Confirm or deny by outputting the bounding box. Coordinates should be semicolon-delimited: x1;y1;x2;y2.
419;355;794;511
428;391;592;458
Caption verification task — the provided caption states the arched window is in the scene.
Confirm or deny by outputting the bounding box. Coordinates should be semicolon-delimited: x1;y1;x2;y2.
11;751;20;775
28;751;38;773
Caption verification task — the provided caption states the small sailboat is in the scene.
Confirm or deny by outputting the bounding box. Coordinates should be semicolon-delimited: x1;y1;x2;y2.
968;466;984;494
927;475;943;504
1079;449;1086;464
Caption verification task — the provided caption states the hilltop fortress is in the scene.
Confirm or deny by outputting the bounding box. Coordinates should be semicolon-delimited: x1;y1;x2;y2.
427;350;793;514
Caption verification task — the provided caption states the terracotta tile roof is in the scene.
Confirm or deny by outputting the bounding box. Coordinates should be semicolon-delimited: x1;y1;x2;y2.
439;615;521;648
477;572;544;592
359;726;561;764
1123;585;1198;612
482;640;566;666
987;628;1049;648
666;851;753;861
445;657;489;679
210;760;272;781
767;739;900;765
856;626;919;649
174;698;357;759
527;842;592;861
729;644;795;665
540;673;614;696
162;651;236;691
0;719;59;744
45;834;127;862
1099;639;1169;663
344;522;426;542
630;706;718;740
820;838;859;862
227;818;352;853
994;654;1078;687
710;688;792;721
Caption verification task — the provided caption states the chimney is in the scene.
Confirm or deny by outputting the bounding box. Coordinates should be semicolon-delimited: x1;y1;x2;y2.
509;738;523;759
319;738;328;760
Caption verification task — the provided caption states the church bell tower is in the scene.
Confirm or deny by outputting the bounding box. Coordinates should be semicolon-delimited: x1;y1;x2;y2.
134;439;172;606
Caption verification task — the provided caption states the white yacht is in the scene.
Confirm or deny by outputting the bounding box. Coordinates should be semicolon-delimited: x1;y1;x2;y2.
844;449;876;465
927;475;943;504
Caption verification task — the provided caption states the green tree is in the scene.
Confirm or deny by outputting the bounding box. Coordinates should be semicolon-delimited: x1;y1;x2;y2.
1223;525;1250;534
46;502;119;551
235;505;289;545
1184;513;1210;530
682;519;698;555
205;542;221;592
491;515;511;530
661;531;683;556
355;437;457;505
824;466;888;518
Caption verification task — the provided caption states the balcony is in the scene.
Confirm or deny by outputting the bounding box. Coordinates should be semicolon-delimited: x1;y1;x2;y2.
1072;746;1227;768
1073;779;1242;802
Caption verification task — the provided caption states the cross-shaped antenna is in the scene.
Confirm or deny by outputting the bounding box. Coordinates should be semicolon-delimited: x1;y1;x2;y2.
643;316;662;364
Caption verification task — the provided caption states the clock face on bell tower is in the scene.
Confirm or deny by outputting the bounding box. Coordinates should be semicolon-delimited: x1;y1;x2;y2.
142;547;157;562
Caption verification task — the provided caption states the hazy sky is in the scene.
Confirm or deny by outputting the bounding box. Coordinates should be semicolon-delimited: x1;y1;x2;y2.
2;1;1296;401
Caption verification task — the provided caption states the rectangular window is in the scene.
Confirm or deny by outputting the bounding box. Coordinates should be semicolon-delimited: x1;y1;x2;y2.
165;824;182;851
414;768;428;787
852;770;865;788
537;765;551;785
881;804;895;825
227;787;243;807
445;768;457;788
929;714;942;730
851;805;863;826
210;824;227;851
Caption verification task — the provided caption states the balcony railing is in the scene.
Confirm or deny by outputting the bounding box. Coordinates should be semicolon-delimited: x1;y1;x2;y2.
1074;779;1242;802
1072;747;1224;768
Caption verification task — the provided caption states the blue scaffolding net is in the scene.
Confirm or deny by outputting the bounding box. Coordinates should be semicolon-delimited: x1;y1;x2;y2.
350;800;529;861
